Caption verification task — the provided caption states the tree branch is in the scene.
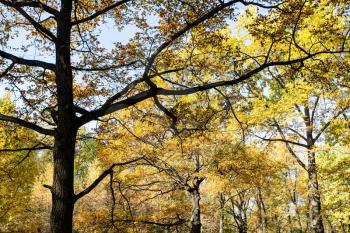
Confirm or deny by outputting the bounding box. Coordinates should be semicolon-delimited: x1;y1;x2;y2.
313;108;348;142
0;0;57;41
77;49;350;126
71;0;131;25
255;135;308;148
0;50;56;71
12;0;59;16
116;218;186;227
74;157;144;201
0;113;55;136
273;120;307;170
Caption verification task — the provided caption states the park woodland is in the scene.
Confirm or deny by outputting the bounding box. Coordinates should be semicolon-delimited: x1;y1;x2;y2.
0;0;350;232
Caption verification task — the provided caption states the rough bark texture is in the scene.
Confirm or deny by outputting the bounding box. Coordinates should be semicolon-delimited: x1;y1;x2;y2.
50;0;76;232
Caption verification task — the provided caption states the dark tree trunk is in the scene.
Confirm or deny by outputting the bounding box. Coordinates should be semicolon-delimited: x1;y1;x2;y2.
258;189;268;233
189;179;202;233
50;0;76;232
307;151;324;233
238;223;248;233
51;133;77;233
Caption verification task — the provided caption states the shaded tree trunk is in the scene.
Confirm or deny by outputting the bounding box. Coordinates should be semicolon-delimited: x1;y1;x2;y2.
189;178;202;233
307;150;324;233
258;189;268;233
50;1;76;232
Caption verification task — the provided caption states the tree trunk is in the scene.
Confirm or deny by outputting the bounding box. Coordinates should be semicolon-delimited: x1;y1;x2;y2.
288;210;293;233
50;1;75;232
50;133;77;233
258;189;268;233
304;106;324;233
307;151;324;233
189;182;202;233
219;193;225;233
230;195;248;233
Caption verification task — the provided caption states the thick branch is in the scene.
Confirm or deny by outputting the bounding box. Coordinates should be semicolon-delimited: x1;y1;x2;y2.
0;145;51;152
0;113;55;136
0;50;56;71
77;49;349;126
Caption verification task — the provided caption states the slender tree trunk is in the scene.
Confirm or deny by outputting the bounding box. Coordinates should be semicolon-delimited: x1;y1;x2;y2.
288;208;293;233
295;204;303;233
50;1;76;232
189;154;203;233
304;106;324;233
257;197;263;233
219;193;225;233
258;189;268;233
307;150;324;233
189;182;201;233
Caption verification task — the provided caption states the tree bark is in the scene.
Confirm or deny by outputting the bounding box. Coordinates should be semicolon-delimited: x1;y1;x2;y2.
307;153;324;233
304;106;324;233
189;178;202;233
51;133;77;233
50;0;76;232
